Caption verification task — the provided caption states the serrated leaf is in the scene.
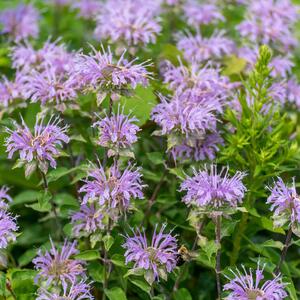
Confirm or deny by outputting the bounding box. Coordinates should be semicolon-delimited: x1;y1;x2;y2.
103;235;114;252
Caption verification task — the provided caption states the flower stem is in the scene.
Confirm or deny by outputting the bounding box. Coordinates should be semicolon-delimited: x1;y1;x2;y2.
40;170;63;239
215;214;222;300
103;96;114;168
102;244;108;300
142;169;167;226
275;226;293;275
230;212;248;265
6;280;16;300
102;220;112;300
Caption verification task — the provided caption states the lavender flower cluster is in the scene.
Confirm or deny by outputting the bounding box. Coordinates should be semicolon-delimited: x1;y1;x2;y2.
33;239;93;299
0;187;17;249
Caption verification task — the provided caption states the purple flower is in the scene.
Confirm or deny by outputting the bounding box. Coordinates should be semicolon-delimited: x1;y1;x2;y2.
72;0;102;19
33;239;85;288
183;0;224;27
151;94;218;136
0;186;13;209
75;45;151;94
11;39;75;75
237;0;298;51
94;0;161;46
163;60;232;106
170;132;223;162
224;263;287;300
180;165;246;208
177;30;235;64
0;4;39;42
0;209;18;249
71;204;105;237
0;74;26;108
37;280;93;300
23;67;79;111
79;163;144;215
122;224;178;283
287;78;300;108
267;177;300;227
93;109;140;156
6;116;69;173
270;56;294;78
268;82;287;106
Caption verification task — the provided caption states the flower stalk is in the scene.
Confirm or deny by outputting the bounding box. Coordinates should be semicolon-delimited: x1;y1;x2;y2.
215;214;222;300
40;170;62;238
275;226;293;275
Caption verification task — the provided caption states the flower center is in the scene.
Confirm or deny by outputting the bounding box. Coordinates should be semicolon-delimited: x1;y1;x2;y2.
147;247;158;261
246;288;265;299
49;260;70;277
31;133;50;147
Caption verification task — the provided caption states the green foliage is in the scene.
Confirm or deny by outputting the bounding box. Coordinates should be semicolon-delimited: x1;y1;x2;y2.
220;46;299;268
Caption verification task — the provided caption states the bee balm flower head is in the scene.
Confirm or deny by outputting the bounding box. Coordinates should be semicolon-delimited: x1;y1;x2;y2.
122;224;177;284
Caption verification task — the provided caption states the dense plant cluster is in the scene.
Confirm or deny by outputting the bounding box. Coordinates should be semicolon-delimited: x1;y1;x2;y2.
0;0;300;299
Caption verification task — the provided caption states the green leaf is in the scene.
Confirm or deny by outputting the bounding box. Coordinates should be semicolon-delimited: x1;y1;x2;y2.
119;85;157;126
201;240;218;262
53;193;79;207
12;190;40;206
103;235;114;252
285;277;298;300
111;254;126;268
11;269;37;296
12;159;26;170
168;167;185;180
26;191;52;212
223;55;247;76
261;240;284;250
146;152;164;165
87;261;104;283
0;271;6;296
70;134;87;143
129;278;151;293
258;217;285;234
124;268;144;278
104;287;127;300
174;288;192;300
159;44;184;65
47;167;76;183
18;249;37;267
74;250;100;261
